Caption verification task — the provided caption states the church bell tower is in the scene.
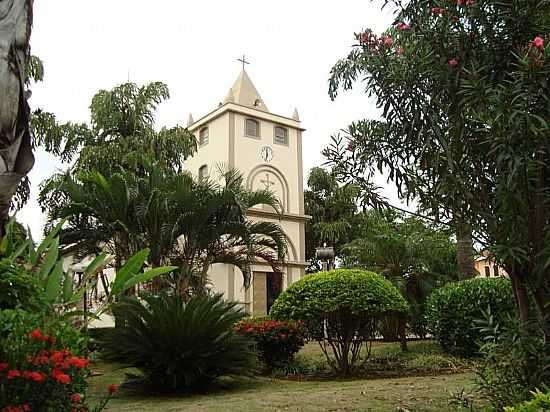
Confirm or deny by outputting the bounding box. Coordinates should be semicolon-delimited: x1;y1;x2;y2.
185;67;308;315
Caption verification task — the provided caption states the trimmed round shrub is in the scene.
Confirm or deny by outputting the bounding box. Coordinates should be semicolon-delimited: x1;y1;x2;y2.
234;318;305;369
270;269;408;375
99;293;258;392
426;277;515;356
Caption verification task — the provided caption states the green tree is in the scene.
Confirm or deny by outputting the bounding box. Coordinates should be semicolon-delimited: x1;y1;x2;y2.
342;210;457;337
324;0;550;337
33;81;197;229
304;167;361;271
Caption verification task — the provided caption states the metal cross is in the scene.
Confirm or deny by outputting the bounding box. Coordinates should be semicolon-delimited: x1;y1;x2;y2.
237;54;250;71
260;173;275;190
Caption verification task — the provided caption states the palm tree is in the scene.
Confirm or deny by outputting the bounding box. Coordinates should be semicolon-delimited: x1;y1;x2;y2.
54;171;140;271
52;162;288;298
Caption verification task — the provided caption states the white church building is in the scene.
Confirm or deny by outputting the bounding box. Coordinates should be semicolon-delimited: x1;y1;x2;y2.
185;69;309;316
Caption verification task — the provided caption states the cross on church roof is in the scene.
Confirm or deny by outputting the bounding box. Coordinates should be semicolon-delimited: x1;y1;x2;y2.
237;54;250;71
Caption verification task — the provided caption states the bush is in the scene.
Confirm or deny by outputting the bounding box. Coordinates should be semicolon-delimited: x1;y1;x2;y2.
476;312;550;409
504;389;550;412
270;269;408;375
0;264;46;311
0;310;114;412
426;277;515;356
99;293;258;392
234;318;305;369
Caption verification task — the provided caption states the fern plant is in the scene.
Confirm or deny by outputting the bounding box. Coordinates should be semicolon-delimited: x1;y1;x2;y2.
99;293;258;392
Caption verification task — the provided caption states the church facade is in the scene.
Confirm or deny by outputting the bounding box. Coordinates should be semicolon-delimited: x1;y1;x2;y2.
185;69;309;315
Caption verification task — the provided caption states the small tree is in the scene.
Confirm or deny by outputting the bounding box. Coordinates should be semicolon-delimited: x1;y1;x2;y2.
270;269;408;375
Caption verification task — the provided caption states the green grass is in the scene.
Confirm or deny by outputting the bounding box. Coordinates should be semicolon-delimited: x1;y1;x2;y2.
88;341;485;412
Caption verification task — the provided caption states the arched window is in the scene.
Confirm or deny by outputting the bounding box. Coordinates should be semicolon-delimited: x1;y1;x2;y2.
199;127;209;146
245;118;260;138
274;126;288;145
198;164;208;180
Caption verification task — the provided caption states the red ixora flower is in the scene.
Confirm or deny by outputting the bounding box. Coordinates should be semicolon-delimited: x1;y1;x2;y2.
395;22;410;30
71;393;82;403
0;363;8;372
7;370;21;379
448;58;459;67
431;7;445;15
533;36;545;51
108;384;118;395
23;370;47;383
67;357;89;369
29;328;42;341
51;368;71;384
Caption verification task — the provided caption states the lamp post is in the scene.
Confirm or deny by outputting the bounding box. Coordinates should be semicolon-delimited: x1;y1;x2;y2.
315;244;335;272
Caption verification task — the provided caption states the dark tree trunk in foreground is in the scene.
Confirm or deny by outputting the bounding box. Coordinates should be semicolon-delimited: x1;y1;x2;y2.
0;0;35;236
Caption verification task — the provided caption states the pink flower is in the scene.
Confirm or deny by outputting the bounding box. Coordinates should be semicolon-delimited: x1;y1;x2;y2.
533;36;544;51
397;47;405;55
448;58;459;67
380;35;393;47
431;7;445;15
347;142;354;151
71;393;82;403
456;0;465;5
396;22;410;30
466;0;475;5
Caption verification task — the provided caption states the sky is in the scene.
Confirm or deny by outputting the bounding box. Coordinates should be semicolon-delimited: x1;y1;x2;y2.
18;0;399;239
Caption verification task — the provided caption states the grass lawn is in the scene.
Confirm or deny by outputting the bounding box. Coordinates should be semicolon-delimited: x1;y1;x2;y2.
88;341;484;412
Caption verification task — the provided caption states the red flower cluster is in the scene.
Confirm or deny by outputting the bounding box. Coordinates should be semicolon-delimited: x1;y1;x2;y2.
234;319;306;367
431;7;445;15
29;328;55;344
448;58;459;68
2;404;30;412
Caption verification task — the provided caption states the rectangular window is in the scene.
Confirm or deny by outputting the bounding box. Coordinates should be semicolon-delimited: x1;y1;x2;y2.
484;266;491;277
274;126;288;145
245;118;259;137
199;127;209;146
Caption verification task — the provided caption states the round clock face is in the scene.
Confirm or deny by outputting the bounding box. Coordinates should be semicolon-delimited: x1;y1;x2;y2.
259;145;274;162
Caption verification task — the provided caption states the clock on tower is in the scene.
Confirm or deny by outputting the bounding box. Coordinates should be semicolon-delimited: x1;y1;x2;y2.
184;67;309;316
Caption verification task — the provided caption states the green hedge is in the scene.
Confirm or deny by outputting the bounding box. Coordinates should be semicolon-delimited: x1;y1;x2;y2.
426;277;515;356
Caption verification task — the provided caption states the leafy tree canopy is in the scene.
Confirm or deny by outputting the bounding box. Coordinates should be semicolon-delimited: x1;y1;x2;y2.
324;0;550;333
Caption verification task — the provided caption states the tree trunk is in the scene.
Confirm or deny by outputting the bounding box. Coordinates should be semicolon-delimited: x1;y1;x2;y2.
0;0;35;235
455;221;475;278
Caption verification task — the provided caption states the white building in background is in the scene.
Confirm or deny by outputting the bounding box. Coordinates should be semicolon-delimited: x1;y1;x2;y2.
185;69;309;316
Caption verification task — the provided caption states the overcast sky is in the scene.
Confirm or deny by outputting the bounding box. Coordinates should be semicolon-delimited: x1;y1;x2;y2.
18;0;399;239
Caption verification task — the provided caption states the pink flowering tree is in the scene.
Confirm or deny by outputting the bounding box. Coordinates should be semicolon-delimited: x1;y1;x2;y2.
324;0;550;340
